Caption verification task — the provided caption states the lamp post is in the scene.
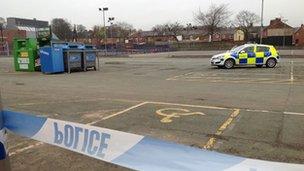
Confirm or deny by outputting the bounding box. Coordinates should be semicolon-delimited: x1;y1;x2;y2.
108;17;115;41
33;18;37;39
99;7;109;55
260;0;264;44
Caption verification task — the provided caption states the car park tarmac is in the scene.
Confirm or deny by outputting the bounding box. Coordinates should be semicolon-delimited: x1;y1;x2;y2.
0;55;304;170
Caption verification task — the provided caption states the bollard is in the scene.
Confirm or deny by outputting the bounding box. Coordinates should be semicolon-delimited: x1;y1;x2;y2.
0;93;11;171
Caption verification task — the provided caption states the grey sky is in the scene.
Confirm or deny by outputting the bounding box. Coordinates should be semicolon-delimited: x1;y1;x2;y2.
1;0;303;30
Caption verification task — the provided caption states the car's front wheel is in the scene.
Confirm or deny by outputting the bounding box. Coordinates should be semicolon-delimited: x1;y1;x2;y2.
224;59;234;69
266;58;277;68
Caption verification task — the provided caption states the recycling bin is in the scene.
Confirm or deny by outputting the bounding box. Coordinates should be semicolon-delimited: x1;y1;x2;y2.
13;38;38;72
62;43;84;73
40;46;65;74
83;45;98;71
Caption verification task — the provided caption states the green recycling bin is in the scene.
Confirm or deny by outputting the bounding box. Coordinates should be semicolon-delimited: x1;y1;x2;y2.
13;38;39;72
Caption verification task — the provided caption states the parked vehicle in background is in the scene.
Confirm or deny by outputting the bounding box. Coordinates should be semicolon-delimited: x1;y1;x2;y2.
210;44;280;69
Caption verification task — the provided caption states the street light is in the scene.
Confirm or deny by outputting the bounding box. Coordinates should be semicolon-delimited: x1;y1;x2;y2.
99;7;109;55
108;17;115;39
33;18;37;39
260;0;264;44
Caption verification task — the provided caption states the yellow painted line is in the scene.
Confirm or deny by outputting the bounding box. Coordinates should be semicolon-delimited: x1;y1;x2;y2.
204;109;240;149
146;101;229;110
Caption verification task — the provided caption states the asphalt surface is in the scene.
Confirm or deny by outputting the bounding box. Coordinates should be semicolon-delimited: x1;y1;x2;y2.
0;55;304;170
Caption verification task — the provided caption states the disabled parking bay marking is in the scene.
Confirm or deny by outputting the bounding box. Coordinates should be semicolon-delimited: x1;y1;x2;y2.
156;108;205;123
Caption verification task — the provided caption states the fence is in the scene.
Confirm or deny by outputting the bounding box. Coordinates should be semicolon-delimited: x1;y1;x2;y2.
0;42;9;56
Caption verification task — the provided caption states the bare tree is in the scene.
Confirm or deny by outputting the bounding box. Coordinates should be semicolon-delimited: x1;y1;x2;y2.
76;24;87;39
235;10;260;40
152;24;168;35
111;22;135;42
195;4;231;42
51;18;73;41
167;22;184;37
91;25;105;45
152;22;183;37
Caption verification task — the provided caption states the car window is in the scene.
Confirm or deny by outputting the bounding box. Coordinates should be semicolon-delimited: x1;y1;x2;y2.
256;46;270;52
241;46;254;53
231;45;245;52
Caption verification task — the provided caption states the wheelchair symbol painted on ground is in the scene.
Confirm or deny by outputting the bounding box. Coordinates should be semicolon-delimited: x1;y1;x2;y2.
156;108;206;123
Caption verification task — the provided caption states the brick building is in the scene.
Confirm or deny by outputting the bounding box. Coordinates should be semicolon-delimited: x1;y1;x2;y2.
263;18;294;46
2;29;26;53
294;24;304;46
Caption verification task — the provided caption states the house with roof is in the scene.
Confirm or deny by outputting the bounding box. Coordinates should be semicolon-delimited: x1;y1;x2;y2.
293;24;304;46
262;18;294;46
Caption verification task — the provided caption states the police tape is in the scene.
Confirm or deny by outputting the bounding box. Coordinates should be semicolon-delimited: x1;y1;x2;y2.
1;110;304;171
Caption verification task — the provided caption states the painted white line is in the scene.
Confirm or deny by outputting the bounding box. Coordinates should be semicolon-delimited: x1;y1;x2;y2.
16;97;141;106
88;102;148;125
166;72;194;80
290;61;294;82
146;101;229;110
245;109;270;113
9;142;44;157
284;112;304;116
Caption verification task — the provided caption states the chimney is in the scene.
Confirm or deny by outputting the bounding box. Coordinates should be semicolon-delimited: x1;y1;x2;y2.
270;18;282;25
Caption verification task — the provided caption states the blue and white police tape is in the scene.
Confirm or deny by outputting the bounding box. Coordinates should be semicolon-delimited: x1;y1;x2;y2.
1;110;304;171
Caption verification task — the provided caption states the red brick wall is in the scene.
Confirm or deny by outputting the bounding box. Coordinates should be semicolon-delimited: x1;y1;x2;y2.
3;29;27;50
294;26;304;46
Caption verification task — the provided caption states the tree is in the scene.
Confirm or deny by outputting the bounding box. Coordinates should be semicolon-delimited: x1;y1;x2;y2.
113;22;135;40
235;10;260;40
91;25;106;45
76;24;87;39
152;24;168;35
51;18;73;41
152;22;183;37
195;4;231;42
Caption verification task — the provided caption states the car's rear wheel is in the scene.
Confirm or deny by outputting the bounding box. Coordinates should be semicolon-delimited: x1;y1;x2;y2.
256;65;263;68
266;58;277;68
224;59;234;69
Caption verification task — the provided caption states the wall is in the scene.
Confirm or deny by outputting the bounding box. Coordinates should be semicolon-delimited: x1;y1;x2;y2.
294;27;304;46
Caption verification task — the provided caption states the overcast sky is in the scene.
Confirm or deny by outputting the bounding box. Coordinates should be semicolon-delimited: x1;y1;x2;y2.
1;0;303;30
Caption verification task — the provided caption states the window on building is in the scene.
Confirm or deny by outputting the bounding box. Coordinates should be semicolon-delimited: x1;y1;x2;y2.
256;46;270;52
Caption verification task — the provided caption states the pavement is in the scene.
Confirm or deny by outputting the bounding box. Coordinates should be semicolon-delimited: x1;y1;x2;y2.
0;55;304;170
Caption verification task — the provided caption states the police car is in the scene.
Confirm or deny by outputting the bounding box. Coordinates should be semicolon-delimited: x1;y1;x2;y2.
210;44;280;69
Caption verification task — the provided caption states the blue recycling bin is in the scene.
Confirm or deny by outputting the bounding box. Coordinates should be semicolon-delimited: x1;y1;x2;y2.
83;45;98;71
40;46;65;74
62;43;84;73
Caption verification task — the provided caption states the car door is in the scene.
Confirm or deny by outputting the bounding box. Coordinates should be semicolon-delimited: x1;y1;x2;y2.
255;46;271;65
238;46;255;65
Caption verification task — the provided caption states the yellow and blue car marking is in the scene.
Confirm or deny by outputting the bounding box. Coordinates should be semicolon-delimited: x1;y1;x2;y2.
211;44;280;68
